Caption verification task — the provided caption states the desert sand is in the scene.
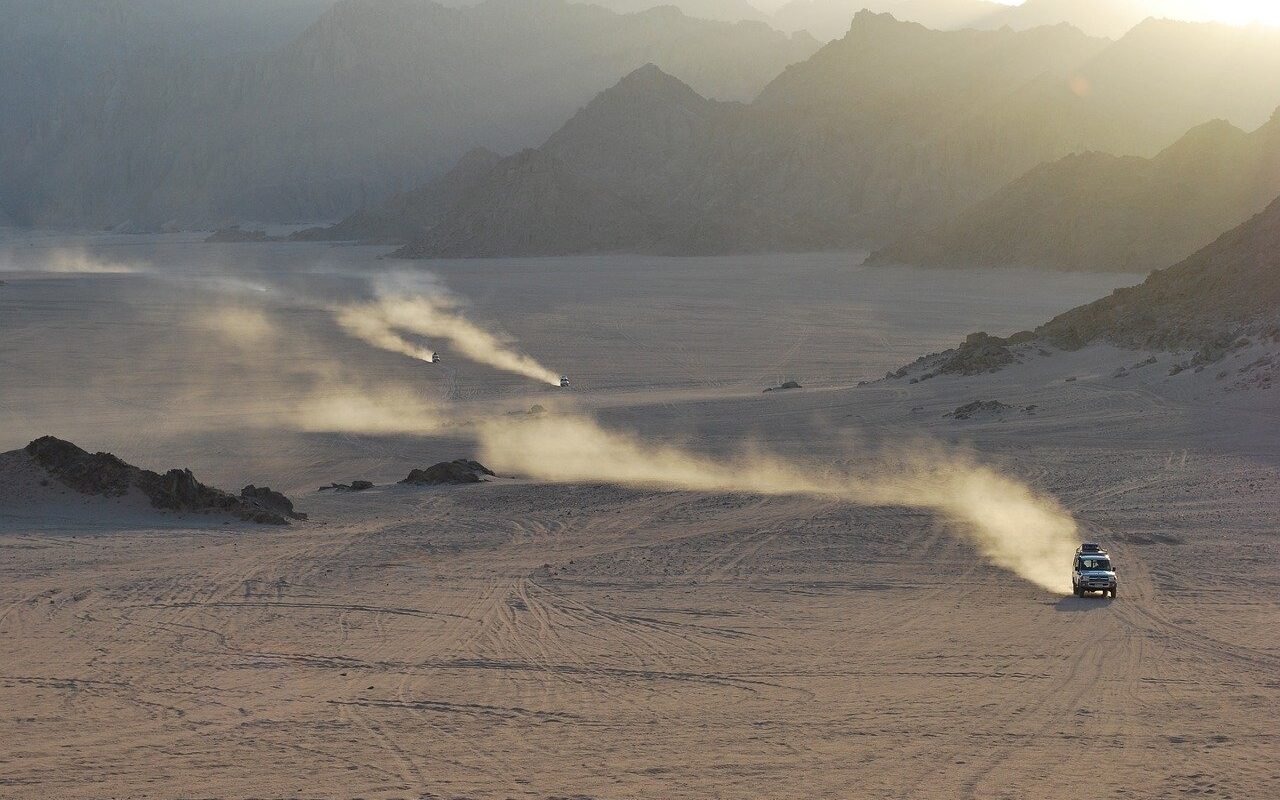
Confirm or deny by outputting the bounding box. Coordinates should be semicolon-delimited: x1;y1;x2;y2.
2;235;1277;799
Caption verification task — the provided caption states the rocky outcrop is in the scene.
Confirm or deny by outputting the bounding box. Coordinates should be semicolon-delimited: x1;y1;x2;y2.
317;480;374;493
889;191;1280;378
885;331;1036;383
240;485;307;520
1039;194;1280;351
400;460;496;486
23;436;299;524
948;400;1012;419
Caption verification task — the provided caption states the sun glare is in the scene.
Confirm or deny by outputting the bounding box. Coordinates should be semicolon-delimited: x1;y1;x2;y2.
1153;0;1280;26
1199;0;1280;25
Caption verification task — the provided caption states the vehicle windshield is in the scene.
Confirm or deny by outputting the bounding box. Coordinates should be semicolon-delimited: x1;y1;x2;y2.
1077;558;1112;571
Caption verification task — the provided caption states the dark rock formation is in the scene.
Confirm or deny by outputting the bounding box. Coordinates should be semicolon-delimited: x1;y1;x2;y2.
948;400;1014;419
241;485;307;520
763;380;802;392
400;460;496;486
946;400;1037;420
886;331;1037;382
936;333;1019;376
23;436;296;524
205;226;277;243
317;480;375;493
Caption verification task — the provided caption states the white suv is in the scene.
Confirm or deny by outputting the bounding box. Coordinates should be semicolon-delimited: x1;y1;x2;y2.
1072;543;1117;599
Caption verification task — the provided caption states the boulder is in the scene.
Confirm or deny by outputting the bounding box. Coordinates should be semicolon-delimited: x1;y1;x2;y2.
400;460;496;486
241;485;307;520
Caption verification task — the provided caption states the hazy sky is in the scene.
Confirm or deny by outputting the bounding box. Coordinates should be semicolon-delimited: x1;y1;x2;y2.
995;0;1280;26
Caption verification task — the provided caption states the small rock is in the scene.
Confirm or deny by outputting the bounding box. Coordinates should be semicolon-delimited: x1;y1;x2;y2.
763;380;803;393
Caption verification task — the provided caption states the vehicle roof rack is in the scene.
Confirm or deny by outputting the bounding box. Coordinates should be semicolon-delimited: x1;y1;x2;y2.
1077;542;1105;553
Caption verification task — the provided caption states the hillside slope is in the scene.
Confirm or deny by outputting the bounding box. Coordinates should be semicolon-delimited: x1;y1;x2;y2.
870;111;1280;272
1040;195;1280;349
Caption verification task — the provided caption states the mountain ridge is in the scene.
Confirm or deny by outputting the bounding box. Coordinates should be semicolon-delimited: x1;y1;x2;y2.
868;110;1280;272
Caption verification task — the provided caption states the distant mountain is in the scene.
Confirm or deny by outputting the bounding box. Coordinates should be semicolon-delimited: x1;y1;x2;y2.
392;149;668;258
0;0;818;229
293;148;503;244
771;0;1002;41
389;67;803;256
1040;194;1280;349
348;16;1110;256
376;12;1280;259
870;110;1280;272
575;0;771;24
1069;17;1280;147
979;0;1160;39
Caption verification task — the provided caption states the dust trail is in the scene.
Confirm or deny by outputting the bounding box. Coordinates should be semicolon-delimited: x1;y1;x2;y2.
0;247;143;273
290;388;445;435
335;304;437;363
476;415;1079;592
332;276;561;385
366;295;560;384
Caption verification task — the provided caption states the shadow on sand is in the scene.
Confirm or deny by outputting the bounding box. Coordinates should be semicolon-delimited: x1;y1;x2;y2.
1053;595;1115;612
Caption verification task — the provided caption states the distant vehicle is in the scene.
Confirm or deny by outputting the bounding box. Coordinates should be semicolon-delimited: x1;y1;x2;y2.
1072;544;1118;598
559;376;570;388
431;353;441;363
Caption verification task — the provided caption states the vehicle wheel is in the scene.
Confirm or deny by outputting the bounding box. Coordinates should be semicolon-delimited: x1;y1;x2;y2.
1110;588;1117;599
1073;586;1081;597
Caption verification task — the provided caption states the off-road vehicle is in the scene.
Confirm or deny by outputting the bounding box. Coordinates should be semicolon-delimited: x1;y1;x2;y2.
1072;543;1118;598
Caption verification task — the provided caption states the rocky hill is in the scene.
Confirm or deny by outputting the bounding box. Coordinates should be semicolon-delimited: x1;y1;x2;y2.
1040;195;1280;350
869;111;1280;272
771;0;1002;41
18;436;305;524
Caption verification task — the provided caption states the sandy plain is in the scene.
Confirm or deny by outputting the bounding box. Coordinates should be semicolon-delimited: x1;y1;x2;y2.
1;234;1277;799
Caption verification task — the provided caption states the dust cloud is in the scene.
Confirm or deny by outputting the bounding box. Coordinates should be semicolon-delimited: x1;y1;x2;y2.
290;388;445;435
476;414;1080;592
332;278;561;385
335;304;438;363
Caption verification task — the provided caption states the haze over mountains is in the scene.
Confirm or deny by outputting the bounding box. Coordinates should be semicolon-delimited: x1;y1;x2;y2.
7;0;1280;268
322;12;1280;259
770;0;1164;41
872;109;1280;272
1040;194;1280;348
0;0;816;228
